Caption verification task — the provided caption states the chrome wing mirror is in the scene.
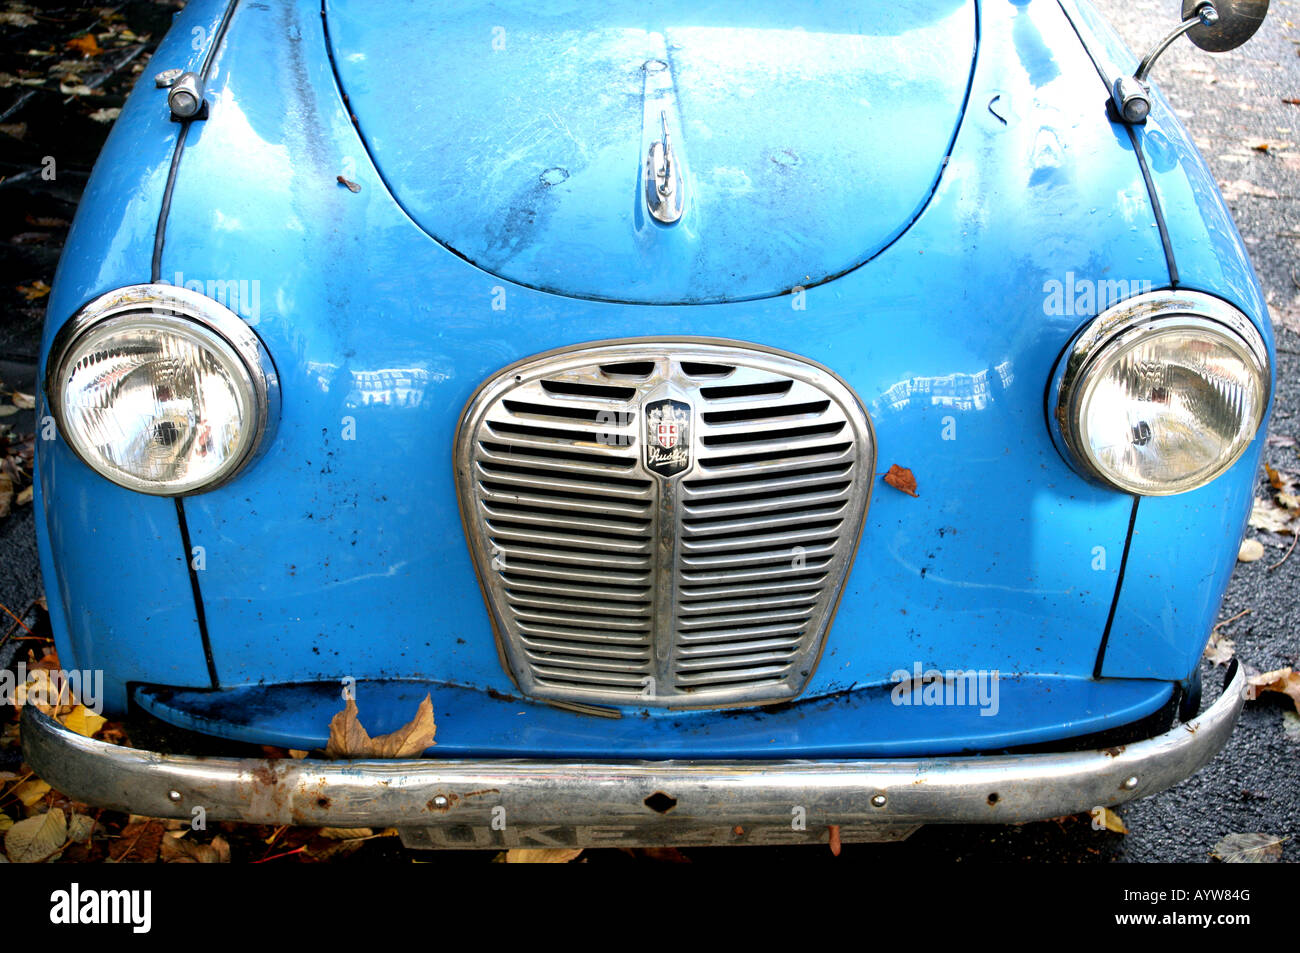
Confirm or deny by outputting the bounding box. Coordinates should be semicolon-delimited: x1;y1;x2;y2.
1111;0;1269;124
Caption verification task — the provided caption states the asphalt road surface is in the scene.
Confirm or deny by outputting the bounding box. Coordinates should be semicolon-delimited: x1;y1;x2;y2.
0;1;1296;863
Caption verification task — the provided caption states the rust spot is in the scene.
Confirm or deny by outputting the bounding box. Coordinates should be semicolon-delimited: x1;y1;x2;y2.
1103;746;1125;758
733;825;745;836
986;792;1000;806
316;796;331;809
250;761;287;788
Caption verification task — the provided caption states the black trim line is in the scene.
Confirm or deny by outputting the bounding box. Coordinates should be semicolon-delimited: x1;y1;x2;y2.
175;498;220;688
152;1;241;684
151;0;240;282
1093;495;1141;678
1056;0;1180;288
1128;124;1180;287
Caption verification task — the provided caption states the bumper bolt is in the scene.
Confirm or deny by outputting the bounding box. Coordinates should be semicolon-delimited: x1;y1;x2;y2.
871;794;887;808
432;795;450;809
1121;776;1139;791
167;790;182;802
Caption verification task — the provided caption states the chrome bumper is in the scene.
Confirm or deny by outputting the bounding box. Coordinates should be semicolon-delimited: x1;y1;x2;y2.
22;664;1244;849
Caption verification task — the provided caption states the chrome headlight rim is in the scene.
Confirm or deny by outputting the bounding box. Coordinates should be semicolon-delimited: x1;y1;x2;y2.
1051;290;1271;497
45;283;276;497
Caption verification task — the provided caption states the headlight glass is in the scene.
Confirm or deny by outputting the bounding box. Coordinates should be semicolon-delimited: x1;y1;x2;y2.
1056;293;1269;496
48;286;271;495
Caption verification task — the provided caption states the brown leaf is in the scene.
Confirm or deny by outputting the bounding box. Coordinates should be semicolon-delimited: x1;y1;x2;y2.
336;175;361;193
66;35;101;57
112;818;165;862
827;824;842;856
16;280;48;301
504;848;583;863
160;831;231;863
1246;668;1300;714
1204;631;1236;667
325;693;436;758
883;464;918;497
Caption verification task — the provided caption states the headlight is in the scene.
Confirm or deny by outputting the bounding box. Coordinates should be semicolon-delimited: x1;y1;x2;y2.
1053;291;1269;496
46;284;275;495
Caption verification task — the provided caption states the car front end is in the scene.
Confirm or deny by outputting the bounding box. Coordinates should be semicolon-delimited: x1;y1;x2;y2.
24;0;1274;849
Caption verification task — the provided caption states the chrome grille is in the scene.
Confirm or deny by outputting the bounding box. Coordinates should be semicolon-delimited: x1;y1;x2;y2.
455;340;874;708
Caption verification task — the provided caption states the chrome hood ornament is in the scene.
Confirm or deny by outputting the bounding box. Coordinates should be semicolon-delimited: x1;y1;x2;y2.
642;59;686;224
646;111;684;224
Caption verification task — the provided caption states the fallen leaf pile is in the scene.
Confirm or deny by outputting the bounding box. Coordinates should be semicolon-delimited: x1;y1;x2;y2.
1248;463;1300;537
0;393;35;519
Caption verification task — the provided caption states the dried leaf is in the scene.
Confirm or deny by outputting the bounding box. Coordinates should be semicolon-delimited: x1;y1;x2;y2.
505;848;583;863
5;808;66;863
318;827;373;840
0;12;37;28
16;280;48;301
1090;806;1129;834
1249;498;1294;534
325;693;436;758
337;175;361;193
1246;668;1300;713
87;107;120;123
1238;538;1265;562
67;813;94;843
10;391;34;409
1212;832;1284;863
61;705;106;738
14;486;30;506
112;818;164;862
160;831;230;863
883;464;918;498
66;34;101;57
13;778;49;807
0;811;12;833
324;697;369;758
827;824;842;856
1204;632;1236;667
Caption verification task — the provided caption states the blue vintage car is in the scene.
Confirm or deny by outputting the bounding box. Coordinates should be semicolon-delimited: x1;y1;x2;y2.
24;0;1273;849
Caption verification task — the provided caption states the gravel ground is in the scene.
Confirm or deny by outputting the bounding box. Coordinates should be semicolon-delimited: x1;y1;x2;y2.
0;1;1295;863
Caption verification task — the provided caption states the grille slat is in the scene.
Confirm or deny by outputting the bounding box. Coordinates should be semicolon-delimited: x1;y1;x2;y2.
457;342;873;708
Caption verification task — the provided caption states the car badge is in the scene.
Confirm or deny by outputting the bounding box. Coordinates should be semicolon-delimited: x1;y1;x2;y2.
645;399;690;477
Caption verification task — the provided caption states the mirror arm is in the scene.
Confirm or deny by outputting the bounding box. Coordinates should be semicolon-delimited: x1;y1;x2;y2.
1135;1;1220;81
1111;1;1219;124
